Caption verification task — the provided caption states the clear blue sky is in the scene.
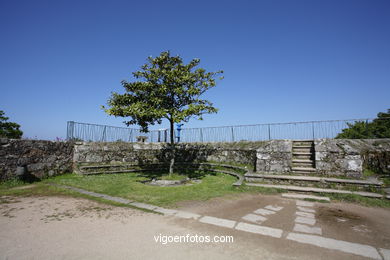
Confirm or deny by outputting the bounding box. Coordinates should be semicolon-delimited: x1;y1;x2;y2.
1;0;389;140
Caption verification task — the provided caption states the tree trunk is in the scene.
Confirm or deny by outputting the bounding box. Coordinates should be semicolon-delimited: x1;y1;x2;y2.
169;119;175;176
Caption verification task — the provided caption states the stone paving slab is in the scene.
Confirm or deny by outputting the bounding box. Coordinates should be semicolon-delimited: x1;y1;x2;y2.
379;248;390;260
52;184;134;204
286;233;382;259
297;206;315;213
282;193;330;201
296;211;315;219
253;208;276;216
129;202;157;211
174;211;201;220
295;216;316;225
154;207;178;216
235;222;283;238
102;196;133;204
296;200;314;207
293;224;322;235
242;213;267;224
264;205;284;212
199;216;236;228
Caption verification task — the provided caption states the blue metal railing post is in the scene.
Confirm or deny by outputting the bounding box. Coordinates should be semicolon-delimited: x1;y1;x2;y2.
312;122;315;140
66;121;75;141
268;124;271;140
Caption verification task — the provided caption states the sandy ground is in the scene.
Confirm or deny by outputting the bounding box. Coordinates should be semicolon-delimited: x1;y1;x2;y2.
0;194;389;259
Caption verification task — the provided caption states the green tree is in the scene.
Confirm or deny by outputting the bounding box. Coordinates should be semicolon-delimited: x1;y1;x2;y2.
0;110;23;139
336;109;390;139
103;51;223;174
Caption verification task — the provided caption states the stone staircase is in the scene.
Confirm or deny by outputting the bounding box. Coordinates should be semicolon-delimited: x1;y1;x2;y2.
291;140;316;174
245;140;387;198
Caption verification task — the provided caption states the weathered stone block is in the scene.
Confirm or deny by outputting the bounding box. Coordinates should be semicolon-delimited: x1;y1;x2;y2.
27;163;45;172
257;153;270;160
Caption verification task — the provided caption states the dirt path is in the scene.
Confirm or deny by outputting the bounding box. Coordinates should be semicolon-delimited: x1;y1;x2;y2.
1;195;389;259
0;196;286;259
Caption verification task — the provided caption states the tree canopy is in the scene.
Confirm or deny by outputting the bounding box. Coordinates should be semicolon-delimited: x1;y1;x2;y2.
336;109;390;139
0;110;23;139
103;51;223;174
103;51;223;144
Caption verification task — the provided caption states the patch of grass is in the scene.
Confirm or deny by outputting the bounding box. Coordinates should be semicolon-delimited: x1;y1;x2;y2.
3;171;388;210
42;172;284;207
363;169;376;178
0;181;67;197
237;183;284;195
0;179;156;212
0;178;28;190
321;192;390;208
303;198;330;203
381;177;390;187
45;172;245;207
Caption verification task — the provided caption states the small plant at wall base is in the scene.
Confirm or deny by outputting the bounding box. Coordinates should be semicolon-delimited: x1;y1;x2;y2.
0;110;23;139
102;51;224;175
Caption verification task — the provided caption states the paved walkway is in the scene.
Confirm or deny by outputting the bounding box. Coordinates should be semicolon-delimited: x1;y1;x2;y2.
54;184;390;260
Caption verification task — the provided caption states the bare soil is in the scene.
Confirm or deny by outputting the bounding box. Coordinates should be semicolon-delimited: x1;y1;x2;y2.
177;193;390;249
1;194;389;259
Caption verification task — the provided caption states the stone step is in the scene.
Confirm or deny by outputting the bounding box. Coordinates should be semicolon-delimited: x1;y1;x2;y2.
82;169;152;175
292;145;312;149
292;149;313;154
292;141;314;146
292;161;313;165
293;154;312;160
292;146;312;150
292;152;312;155
292;159;313;163
291;172;317;175
244;173;383;186
292;162;314;168
292;167;316;172
79;163;141;170
79;162;248;173
246;183;385;199
292;148;313;153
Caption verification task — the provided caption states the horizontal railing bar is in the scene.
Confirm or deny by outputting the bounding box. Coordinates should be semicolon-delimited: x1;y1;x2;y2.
69;117;390;132
181;117;390;130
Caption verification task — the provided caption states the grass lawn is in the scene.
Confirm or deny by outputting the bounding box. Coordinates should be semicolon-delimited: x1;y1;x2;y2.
0;172;281;207
44;172;281;207
1;171;390;209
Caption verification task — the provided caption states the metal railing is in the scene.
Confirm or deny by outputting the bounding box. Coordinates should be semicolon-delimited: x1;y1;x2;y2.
66;121;171;142
66;118;388;143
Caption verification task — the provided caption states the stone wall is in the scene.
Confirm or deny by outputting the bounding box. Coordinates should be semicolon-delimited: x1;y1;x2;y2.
1;138;389;181
0;138;74;181
256;140;292;173
359;139;390;175
314;139;390;178
73;142;259;172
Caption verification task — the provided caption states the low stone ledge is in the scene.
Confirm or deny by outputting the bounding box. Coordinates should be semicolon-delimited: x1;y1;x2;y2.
245;173;383;186
246;183;385;199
